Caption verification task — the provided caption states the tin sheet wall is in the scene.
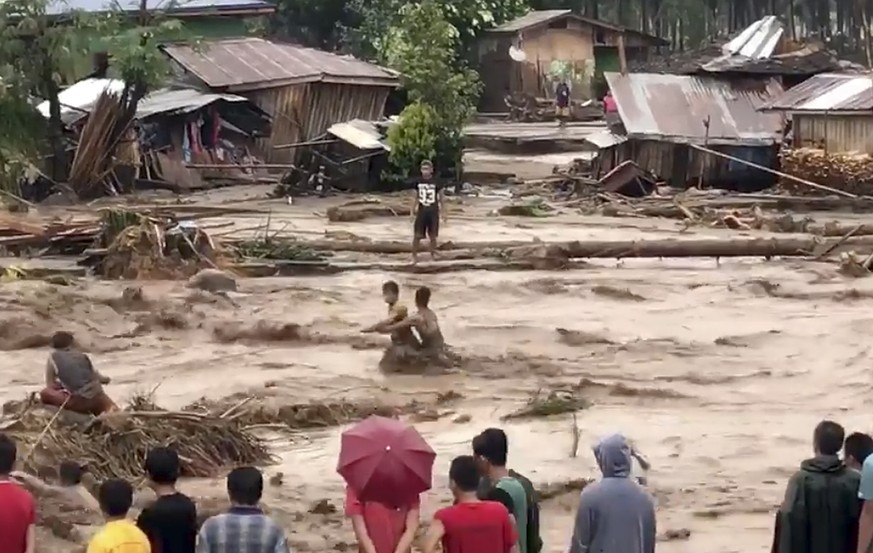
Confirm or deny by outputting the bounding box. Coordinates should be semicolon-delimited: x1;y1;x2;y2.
794;114;873;154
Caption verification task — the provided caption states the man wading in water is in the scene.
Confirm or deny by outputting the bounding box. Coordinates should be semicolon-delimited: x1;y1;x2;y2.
383;286;452;369
409;160;444;264
362;281;422;350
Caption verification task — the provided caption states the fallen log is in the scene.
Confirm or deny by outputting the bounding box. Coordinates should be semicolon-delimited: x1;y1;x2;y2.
225;238;539;255
535;236;873;259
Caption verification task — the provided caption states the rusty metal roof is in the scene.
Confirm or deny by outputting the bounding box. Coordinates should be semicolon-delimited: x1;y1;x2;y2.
760;73;873;112
162;38;399;92
489;10;666;44
604;72;785;146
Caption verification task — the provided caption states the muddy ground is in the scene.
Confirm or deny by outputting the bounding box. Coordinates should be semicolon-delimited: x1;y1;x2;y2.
3;181;873;553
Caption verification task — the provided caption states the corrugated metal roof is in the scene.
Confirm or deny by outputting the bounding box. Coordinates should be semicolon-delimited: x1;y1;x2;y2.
162;38;400;92
38;78;260;124
604;72;785;146
760;73;873;112
47;0;273;15
327;119;390;151
491;10;576;32
722;15;783;59
583;129;628;149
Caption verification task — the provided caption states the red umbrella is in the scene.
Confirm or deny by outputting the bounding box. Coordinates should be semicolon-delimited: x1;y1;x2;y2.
337;415;436;506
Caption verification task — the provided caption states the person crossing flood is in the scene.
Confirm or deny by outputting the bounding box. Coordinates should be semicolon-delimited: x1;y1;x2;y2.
362;281;421;349
377;286;453;372
39;331;118;416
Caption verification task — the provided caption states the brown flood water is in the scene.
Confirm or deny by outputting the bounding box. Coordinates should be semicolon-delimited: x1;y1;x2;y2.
3;187;873;552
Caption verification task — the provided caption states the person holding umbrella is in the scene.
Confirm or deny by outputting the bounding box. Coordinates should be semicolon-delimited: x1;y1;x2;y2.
338;415;434;553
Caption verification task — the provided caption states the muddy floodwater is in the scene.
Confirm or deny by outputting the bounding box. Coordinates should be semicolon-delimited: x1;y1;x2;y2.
3;185;872;552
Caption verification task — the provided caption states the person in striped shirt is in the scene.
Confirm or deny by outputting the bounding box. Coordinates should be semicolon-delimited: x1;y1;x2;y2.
197;467;289;553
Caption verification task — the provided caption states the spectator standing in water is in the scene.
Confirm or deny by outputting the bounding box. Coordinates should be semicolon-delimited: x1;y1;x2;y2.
569;434;655;553
474;429;541;553
774;420;860;553
137;447;197;553
0;434;36;553
423;455;517;553
88;479;150;553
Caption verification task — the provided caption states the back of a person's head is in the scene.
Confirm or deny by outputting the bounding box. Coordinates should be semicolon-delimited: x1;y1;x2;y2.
814;420;845;456
449;455;479;492
59;461;83;486
415;286;431;307
98;479;133;517
145;447;181;485
227;466;263;506
846;432;873;463
382;281;399;295
0;434;16;474
51;331;75;349
472;428;508;466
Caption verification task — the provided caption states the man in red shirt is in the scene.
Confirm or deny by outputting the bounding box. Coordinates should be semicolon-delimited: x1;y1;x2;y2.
424;455;518;553
0;434;36;553
345;485;420;553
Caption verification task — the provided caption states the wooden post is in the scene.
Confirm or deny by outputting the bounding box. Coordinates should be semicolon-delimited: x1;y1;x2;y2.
617;33;628;75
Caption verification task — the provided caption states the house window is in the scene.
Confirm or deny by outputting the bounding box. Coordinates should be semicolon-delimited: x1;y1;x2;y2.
595;30;605;44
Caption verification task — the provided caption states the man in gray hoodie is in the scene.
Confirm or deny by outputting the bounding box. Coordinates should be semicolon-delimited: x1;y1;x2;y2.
568;434;655;553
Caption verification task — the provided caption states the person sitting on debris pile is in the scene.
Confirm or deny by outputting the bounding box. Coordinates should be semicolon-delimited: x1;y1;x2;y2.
40;331;118;416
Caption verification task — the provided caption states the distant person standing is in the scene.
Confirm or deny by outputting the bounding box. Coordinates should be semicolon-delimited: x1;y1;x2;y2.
409;160;443;264
555;81;571;127
423;455;517;553
0;434;36;553
774;420;860;553
569;434;655;553
603;89;617;113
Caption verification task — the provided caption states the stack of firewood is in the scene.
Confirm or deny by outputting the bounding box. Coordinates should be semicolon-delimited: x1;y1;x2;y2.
780;147;873;196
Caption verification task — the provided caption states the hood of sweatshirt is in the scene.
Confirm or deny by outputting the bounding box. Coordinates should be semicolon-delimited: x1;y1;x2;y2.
593;434;632;478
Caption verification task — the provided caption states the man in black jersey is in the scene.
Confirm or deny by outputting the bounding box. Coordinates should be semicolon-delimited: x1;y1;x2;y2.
410;159;443;263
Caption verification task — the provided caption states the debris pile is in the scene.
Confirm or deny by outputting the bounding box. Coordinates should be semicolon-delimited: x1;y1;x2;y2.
780;148;873;196
502;389;590;420
3;396;273;481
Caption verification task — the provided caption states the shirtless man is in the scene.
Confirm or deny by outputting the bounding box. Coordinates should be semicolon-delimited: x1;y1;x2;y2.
12;461;100;513
386;286;445;355
410;160;445;264
361;281;421;349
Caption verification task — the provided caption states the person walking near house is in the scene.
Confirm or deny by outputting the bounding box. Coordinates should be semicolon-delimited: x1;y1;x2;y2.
555;81;571;128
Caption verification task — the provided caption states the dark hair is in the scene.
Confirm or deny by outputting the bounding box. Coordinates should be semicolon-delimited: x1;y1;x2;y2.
415;286;431;307
227;466;263;506
51;331;75;349
814;420;845;456
98;479;133;517
472;428;508;466
382;281;399;295
0;434;16;474
145;447;180;485
846;432;873;464
449;456;479;492
59;461;83;485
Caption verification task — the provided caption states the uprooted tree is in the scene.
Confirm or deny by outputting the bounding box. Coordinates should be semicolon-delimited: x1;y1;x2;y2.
383;0;482;179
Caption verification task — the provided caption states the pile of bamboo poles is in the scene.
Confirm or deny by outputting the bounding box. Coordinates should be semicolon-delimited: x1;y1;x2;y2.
68;91;127;198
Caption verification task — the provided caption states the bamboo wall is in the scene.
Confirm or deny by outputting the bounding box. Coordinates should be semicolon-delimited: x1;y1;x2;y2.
246;83;392;163
793;114;873;154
